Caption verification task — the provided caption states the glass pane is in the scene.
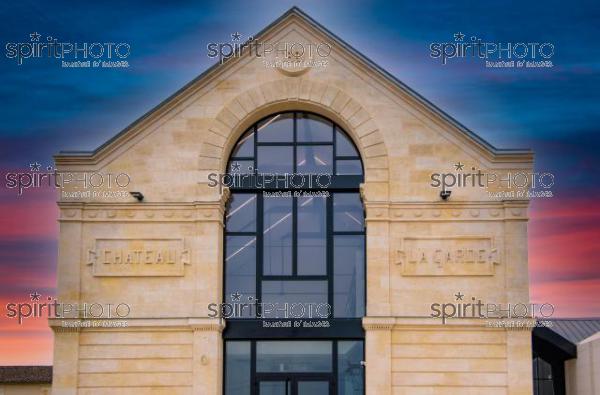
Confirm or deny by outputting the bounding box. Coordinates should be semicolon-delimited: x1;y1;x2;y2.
232;128;255;158
333;193;364;232
225;236;256;318
225;341;251;395
257;146;293;174
338;341;364;395
336;160;363;175
334;236;365;318
257;113;294;142
336;128;359;157
261;281;328;319
259;381;289;395
539;380;555;395
538;358;553;380
263;197;292;275
297;145;333;174
226;194;256;232
297;113;333;142
228;160;254;175
256;341;332;372
298;381;329;394
298;196;327;275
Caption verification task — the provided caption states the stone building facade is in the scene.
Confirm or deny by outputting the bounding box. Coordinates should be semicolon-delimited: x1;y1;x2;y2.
51;8;534;395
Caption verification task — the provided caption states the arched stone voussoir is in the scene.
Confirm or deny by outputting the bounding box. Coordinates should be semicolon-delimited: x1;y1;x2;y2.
215;80;390;178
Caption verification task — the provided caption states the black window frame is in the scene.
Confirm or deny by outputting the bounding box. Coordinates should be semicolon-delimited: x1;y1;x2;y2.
223;111;366;395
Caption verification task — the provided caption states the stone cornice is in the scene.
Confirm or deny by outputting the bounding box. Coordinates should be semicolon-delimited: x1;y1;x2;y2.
57;199;228;224
49;317;226;332
363;200;530;222
362;317;396;330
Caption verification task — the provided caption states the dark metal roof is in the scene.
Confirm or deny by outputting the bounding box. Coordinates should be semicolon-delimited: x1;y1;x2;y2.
0;366;52;384
548;318;600;344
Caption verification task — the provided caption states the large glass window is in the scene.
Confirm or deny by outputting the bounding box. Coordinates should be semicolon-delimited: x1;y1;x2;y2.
224;112;365;395
225;340;364;395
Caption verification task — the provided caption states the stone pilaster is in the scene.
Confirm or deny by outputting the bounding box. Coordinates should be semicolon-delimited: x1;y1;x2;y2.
191;318;226;395
363;317;395;395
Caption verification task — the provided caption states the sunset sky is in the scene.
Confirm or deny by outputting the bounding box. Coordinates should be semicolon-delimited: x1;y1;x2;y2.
0;0;599;365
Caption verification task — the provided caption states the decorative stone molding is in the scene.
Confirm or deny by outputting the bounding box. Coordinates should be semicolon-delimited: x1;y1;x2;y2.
58;201;228;224
189;318;226;332
362;317;396;331
206;79;389;183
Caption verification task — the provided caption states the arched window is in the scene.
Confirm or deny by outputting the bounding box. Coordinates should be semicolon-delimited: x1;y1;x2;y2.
223;112;365;395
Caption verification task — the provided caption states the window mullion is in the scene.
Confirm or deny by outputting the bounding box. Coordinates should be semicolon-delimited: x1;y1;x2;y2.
327;193;334;318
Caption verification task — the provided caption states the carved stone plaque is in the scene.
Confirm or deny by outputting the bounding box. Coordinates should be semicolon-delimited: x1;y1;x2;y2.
86;238;190;277
395;236;500;276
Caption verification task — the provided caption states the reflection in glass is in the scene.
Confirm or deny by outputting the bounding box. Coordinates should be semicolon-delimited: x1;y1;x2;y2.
297;196;327;275
231;128;255;158
257;146;293;174
336;160;363;175
297;113;333;142
256;341;332;372
297;145;333;174
298;381;329;394
226;194;256;232
334;236;365;318
261;281;328;318
333;193;364;232
263;197;292;275
257;113;294;142
338;341;364;395
259;381;289;395
225;236;256;317
225;341;251;395
335;128;359;157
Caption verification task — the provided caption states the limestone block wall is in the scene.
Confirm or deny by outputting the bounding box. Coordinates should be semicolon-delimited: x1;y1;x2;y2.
77;329;193;394
51;11;534;395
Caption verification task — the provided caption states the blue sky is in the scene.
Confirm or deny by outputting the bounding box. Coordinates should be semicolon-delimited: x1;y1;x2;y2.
1;0;599;192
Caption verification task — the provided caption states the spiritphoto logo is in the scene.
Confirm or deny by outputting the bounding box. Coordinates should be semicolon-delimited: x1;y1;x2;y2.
3;162;131;198
208;162;333;193
207;32;331;68
208;292;331;319
430;162;555;199
430;32;554;68
3;291;131;325
5;32;131;68
430;291;555;325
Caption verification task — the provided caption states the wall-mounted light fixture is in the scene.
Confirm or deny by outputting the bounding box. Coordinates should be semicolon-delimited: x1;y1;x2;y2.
440;190;451;200
130;191;144;202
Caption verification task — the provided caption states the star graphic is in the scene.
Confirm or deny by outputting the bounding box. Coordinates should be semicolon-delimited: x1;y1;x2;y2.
230;162;241;172
454;162;465;171
455;292;464;301
30;32;41;42
231;292;242;301
454;32;465;42
30;291;41;301
30;162;41;171
231;32;241;41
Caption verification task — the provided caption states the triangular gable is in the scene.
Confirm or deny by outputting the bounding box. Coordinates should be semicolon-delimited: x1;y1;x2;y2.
55;7;533;166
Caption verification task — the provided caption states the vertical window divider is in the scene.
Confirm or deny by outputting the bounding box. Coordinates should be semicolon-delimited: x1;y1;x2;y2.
250;341;257;395
327;193;334;318
292;112;298;277
257;192;263;318
332;340;338;394
292;195;298;276
332;125;337;175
